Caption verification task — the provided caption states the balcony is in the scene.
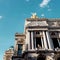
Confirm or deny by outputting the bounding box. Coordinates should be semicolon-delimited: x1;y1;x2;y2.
23;49;60;55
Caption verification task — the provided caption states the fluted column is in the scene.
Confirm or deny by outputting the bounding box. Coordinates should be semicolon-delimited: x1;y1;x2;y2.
43;31;48;49
31;31;34;50
46;31;54;49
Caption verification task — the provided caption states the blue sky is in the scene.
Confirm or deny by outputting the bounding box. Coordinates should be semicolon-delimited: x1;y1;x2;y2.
0;0;60;60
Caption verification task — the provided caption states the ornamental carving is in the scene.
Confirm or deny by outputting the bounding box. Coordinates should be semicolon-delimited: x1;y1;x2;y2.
17;39;24;44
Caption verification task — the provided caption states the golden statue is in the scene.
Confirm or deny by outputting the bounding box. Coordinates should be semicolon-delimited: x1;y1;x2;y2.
31;13;38;19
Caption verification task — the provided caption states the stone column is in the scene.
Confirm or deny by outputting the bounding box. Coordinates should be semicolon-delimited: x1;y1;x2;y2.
28;31;30;50
46;31;54;49
14;39;18;51
43;31;48;49
31;31;34;50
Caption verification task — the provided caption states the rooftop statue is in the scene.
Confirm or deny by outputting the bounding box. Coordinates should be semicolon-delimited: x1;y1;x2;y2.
31;13;38;19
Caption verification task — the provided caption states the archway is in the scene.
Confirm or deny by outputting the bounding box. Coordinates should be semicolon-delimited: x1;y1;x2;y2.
37;54;46;60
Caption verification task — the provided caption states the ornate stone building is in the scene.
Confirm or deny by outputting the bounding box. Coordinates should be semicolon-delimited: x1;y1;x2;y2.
3;14;60;60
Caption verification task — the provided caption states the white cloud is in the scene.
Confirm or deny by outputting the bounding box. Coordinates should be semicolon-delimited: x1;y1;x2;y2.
41;14;45;17
48;8;52;11
40;0;51;8
0;16;3;19
26;0;30;2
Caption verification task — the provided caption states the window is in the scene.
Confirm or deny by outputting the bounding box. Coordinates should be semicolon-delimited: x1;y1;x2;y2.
36;37;42;48
52;38;59;48
18;44;22;55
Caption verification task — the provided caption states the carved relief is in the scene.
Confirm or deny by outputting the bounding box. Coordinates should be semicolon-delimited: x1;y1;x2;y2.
17;39;24;44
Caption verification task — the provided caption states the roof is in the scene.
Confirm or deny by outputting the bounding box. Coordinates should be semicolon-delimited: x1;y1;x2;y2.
15;33;25;36
26;18;60;21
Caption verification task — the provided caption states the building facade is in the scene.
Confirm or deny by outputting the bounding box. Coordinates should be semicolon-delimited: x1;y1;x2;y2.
3;14;60;60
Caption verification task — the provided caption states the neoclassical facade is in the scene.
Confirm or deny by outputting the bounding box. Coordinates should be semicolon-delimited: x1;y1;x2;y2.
3;14;60;60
